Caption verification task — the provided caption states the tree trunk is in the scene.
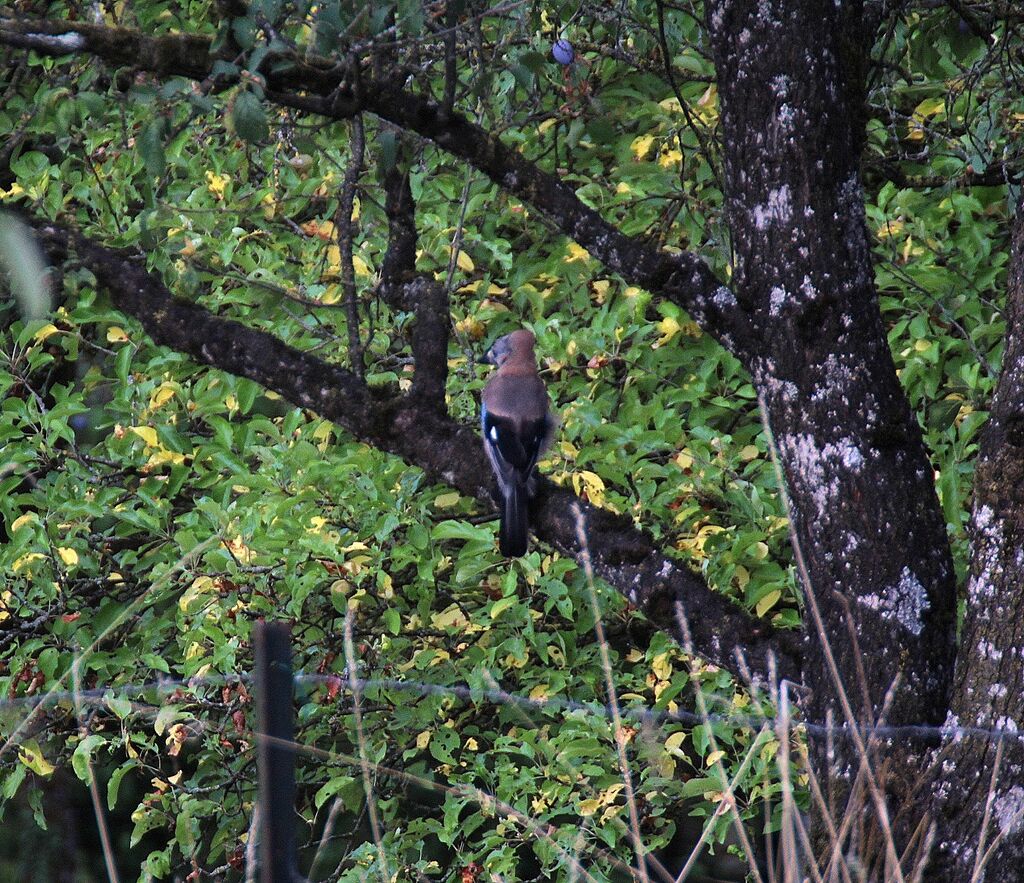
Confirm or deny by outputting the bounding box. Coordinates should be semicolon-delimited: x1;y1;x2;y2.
706;0;957;872
927;192;1024;880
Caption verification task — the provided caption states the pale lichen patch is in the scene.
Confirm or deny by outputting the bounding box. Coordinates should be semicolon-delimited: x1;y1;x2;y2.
752;185;793;230
993;786;1024;836
857;567;930;635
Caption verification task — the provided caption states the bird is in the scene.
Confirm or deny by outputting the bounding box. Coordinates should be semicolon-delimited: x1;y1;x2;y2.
480;329;555;557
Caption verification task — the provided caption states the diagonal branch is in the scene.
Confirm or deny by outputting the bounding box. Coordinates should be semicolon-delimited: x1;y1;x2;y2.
26;215;799;681
0;17;755;360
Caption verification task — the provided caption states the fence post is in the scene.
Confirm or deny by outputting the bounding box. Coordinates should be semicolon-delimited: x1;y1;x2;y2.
254;620;297;883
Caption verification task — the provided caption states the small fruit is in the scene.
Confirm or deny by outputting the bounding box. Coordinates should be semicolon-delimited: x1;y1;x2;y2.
288;153;314;174
552;38;574;65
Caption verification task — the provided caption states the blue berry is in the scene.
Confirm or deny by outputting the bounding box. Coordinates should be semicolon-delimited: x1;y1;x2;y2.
552;39;574;65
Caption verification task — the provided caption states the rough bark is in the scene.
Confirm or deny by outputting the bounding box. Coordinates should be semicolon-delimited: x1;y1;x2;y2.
928;194;1024;880
706;0;957;868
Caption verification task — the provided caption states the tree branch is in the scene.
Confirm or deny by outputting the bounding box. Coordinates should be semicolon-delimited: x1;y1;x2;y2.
25;215;799;681
0;16;755;360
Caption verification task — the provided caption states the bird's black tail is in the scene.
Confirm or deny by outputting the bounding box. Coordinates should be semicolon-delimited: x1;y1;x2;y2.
499;482;529;557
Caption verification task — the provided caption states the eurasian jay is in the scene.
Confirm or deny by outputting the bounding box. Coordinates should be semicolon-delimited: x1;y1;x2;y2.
481;329;554;557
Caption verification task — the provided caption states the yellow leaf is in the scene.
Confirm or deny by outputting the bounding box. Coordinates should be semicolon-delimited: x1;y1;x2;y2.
33;323;59;343
705;749;726;767
675;450;694;470
651;652;672;681
453;250;475;272
538;118;557;134
431;604;469;630
325;244;342;277
455;316;486;340
224;535;254;564
146;449;186;469
352;253;372;277
615;181;631;194
876;219;905;240
129;426;159;447
416;730;431;750
465;737;479;751
625;648;644;663
434;492;461;509
206;170;229;199
13;552;45;571
664;732;687;756
755;589;781;618
529;684;549;701
578;798;601;817
658;148;683;168
179;576;216;613
630;134;656;159
57;547;79;566
571;470;606;507
149;383;177;409
18;740;55;777
913;96;945;119
565;242;590;263
106;326;129;343
261;192;276;220
653;316;680;348
677;523;726;559
602;783;626;804
11;513;37;533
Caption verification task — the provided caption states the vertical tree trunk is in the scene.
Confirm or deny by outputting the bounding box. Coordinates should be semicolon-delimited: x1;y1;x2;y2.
928;193;1024;880
705;0;957;870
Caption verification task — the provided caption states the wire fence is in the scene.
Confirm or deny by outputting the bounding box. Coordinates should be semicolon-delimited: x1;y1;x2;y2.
0;669;1016;747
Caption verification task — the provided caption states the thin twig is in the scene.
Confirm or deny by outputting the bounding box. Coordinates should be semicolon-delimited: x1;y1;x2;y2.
343;607;391;882
337;115;366;378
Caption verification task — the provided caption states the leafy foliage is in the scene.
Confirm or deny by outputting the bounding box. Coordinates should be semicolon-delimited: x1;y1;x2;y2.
0;0;1019;880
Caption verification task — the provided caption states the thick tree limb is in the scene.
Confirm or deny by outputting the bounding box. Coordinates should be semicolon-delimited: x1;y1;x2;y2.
708;0;955;727
928;192;1024;878
26;216;799;681
0;17;755;359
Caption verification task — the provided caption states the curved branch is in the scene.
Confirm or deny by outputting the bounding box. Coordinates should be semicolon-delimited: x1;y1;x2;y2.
27;216;799;681
0;17;755;359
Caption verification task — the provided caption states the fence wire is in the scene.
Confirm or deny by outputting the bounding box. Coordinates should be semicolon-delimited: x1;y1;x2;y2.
0;670;1016;746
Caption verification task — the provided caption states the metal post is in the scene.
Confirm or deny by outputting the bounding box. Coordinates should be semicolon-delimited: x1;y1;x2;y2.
254;621;296;883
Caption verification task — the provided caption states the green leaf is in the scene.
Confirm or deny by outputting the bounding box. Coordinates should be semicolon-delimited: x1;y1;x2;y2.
71;734;106;782
313;774;358;810
138;120;167;179
107;763;136;810
431;520;494;544
231;90;268;144
490;595;518;620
